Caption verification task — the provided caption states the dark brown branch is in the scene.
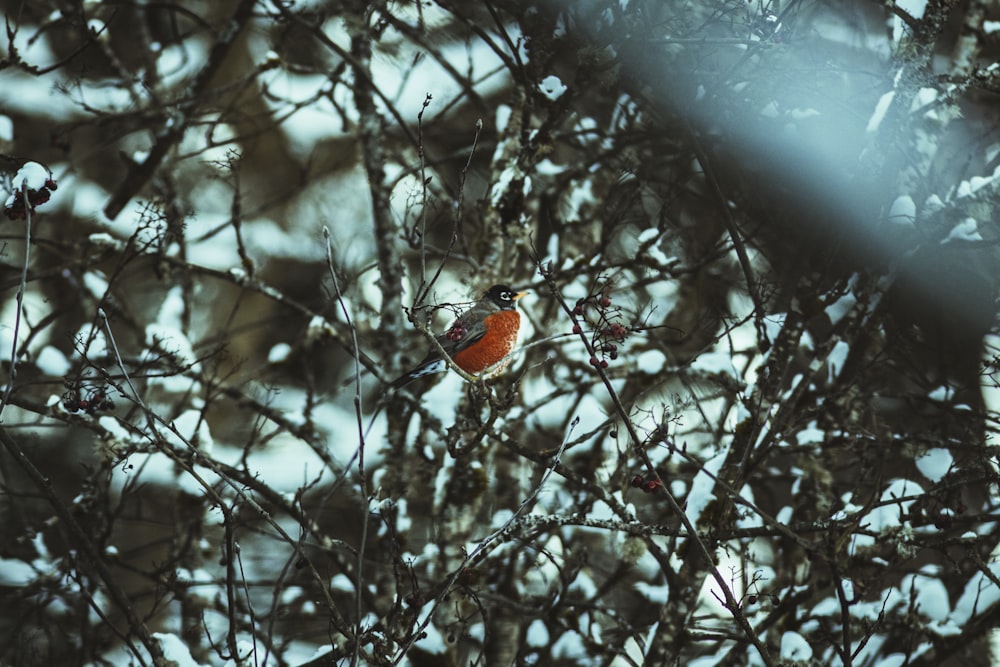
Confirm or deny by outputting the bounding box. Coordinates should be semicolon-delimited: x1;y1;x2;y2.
103;0;257;220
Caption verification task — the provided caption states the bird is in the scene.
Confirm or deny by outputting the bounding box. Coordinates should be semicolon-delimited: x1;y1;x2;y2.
390;284;527;389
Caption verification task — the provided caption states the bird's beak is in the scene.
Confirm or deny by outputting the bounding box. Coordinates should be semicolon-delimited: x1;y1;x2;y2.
513;291;528;300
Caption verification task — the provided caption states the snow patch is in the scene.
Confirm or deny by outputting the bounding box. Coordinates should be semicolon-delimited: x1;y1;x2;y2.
915;448;952;483
153;633;201;667
268;342;292;363
36;346;71;376
12;161;51;192
539;75;567;101
780;630;813;661
526;619;549;646
940;217;982;243
866;91;895;133
887;195;916;227
690;352;740;385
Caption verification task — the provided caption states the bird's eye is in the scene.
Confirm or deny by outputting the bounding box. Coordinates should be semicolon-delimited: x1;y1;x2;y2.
501;291;512;301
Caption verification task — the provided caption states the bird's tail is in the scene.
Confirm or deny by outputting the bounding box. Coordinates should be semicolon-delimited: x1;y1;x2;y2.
389;359;446;389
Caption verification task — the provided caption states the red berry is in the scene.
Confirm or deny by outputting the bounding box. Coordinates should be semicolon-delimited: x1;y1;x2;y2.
573;305;584;315
609;323;628;339
630;475;644;488
572;324;582;334
609;350;618;360
589;357;599;366
600;360;609;368
600;296;611;307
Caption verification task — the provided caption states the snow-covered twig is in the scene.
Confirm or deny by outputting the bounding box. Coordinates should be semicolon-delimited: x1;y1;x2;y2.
0;427;166;665
392;415;576;664
538;266;775;666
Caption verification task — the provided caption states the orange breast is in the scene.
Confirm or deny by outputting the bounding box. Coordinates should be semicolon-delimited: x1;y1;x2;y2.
452;311;520;374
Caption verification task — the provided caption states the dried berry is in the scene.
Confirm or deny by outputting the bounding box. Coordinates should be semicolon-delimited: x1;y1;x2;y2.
608;323;628;340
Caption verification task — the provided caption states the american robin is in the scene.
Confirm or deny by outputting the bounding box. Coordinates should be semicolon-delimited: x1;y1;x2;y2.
390;284;527;388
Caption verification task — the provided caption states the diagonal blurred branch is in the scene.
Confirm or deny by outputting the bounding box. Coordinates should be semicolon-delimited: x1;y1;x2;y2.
103;0;257;220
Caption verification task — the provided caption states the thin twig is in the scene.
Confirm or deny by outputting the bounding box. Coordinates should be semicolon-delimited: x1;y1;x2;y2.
392;415;576;664
323;226;370;661
0;428;165;665
98;308;146;409
97;307;355;642
416;118;483;308
417;94;432;286
103;0;258;219
0;178;31;420
536;265;774;666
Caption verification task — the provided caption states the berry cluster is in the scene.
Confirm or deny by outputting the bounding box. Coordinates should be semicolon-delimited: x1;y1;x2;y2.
3;163;58;221
62;386;114;415
445;323;467;342
570;287;629;370
630;474;663;494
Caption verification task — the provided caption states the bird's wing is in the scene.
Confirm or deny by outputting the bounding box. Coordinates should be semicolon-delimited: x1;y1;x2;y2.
390;303;494;388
